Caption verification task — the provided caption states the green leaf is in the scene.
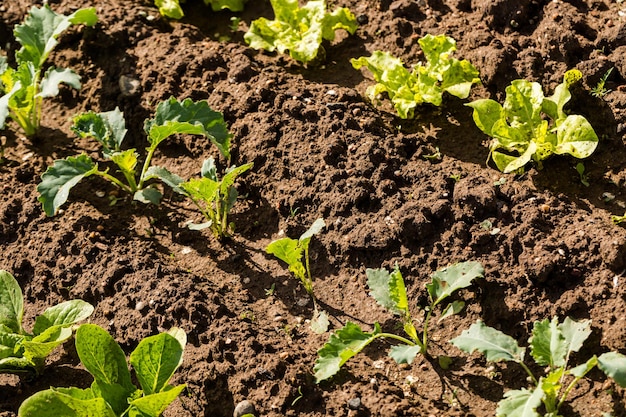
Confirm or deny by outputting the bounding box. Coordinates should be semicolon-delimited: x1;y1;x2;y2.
598;351;626;387
310;308;329;334
266;238;305;282
143;166;185;194
219;162;254;206
155;0;185;19
0;332;24;360
466;99;502;136
33;300;94;335
18;388;116;417
38;67;81;97
129;384;186;416
495;387;543;417
439;300;465;322
133;187;163;205
130;332;185;395
570;355;597;378
314;322;379;383
530;317;567;368
0;270;24;334
426;261;484;306
388;344;421;364
298;218;325;250
75;324;134;392
554;115;599;158
558;317;591;358
37;154;98;216
205;0;247;12
14;5;98;69
72;108;127;158
366;265;409;318
180;177;220;204
144;97;231;159
450;321;525;363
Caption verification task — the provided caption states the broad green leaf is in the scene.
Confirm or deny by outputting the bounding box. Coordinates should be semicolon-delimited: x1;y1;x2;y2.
266;238;305;281
530;317;567;368
0;332;24;360
110;149;138;177
130;332;185;395
496;387;543;417
554;115;598;158
18;388;116;417
155;0;184;19
143;166;185;194
38;67;80;97
439;300;465;322
541;369;563;410
166;327;187;364
0;271;24;333
570;355;597;378
129;384;186;416
75;324;134;392
72;108;127;158
310;308;329;334
219;163;254;201
187;221;212;231
201;158;217;180
33;300;94;335
299;218;325;244
466;99;502;136
558;317;591;358
598;351;626;387
0;356;35;374
91;380;138;415
179;177;219;204
314;322;379;383
37;154;98;216
0;81;22;129
366;265;409;317
450;321;525;363
15;5;98;69
388;344;421;364
133;187;163;205
426;261;484;306
144;97;231;159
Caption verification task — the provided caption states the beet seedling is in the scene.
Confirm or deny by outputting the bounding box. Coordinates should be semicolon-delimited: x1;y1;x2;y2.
0;5;97;136
177;157;253;239
351;34;480;119
467;69;599;173
18;324;187;417
451;317;626;417
0;270;93;376
266;218;329;333
314;261;484;383
37;97;231;216
244;0;358;63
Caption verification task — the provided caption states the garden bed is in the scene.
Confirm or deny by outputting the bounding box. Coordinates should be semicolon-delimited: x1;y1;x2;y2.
1;0;626;416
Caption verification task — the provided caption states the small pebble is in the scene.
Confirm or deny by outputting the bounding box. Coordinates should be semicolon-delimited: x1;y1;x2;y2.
356;14;368;24
135;301;146;311
347;397;361;410
96;191;106;198
233;400;256;417
296;297;309;307
119;75;141;96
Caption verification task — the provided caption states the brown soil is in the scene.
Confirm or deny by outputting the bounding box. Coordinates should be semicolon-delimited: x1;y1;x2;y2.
2;0;626;416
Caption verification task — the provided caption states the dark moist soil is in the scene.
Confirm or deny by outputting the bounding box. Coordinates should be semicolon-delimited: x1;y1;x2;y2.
2;0;626;416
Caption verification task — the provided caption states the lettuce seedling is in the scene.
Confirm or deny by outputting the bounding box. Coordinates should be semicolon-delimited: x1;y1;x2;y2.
351;34;480;119
154;0;247;19
314;261;484;383
451;317;626;417
0;270;93;376
18;324;187;417
244;0;358;63
37;97;231;216
467;69;599;173
0;5;98;136
177;157;253;239
266;218;329;333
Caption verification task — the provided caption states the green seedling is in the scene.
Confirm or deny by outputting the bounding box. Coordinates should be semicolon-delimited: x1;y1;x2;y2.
451;317;626;417
0;270;93;376
314;261;484;383
591;67;613;98
266;218;328;333
154;0;246;19
37;97;231;216
244;0;358;64
18;324;186;417
467;69;599;173
575;162;590;186
177;157;253;239
351;34;480;119
0;5;97;136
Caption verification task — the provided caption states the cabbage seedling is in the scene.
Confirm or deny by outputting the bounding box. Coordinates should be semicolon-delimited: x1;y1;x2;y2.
0;5;97;136
351;34;480;119
0;270;93;376
266;218;329;333
244;0;358;63
177;157;253;239
314;261;484;383
18;324;187;417
37;97;232;216
467;69;599;173
451;317;626;417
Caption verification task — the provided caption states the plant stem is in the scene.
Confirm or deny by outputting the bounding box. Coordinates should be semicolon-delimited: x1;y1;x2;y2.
421;305;434;354
518;361;539;386
376;332;419;347
137;145;157;190
95;171;133;194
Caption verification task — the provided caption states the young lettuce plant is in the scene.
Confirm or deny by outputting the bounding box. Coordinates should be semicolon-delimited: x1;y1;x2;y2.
467;69;599;173
314;261;484;383
266;218;329;333
177;157;253;239
451;317;626;417
0;270;93;376
18;324;187;417
154;0;247;19
244;0;358;63
0;5;98;136
351;34;480;119
37;97;231;216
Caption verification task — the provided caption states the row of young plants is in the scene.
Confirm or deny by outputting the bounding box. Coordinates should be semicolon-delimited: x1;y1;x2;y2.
0;1;623;416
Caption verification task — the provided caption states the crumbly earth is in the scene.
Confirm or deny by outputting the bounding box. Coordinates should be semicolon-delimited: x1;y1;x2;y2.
1;0;626;416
